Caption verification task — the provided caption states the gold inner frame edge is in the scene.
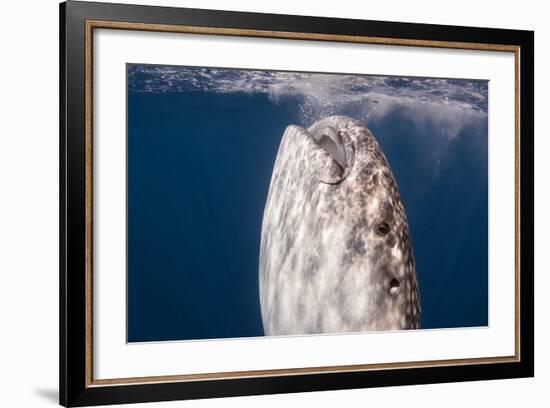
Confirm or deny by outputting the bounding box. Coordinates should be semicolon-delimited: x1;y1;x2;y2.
84;19;521;388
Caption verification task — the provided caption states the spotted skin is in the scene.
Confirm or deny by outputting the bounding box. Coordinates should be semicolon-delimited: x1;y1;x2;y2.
259;116;420;335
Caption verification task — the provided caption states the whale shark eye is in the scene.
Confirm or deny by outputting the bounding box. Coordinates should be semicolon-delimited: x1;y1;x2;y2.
376;222;391;236
389;278;400;295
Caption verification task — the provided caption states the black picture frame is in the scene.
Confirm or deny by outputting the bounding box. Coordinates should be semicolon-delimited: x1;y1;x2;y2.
60;1;534;406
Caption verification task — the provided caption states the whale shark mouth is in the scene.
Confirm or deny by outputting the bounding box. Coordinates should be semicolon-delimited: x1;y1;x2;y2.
306;120;356;185
310;125;347;169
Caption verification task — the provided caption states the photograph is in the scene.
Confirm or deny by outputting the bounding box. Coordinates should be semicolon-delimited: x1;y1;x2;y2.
127;64;489;343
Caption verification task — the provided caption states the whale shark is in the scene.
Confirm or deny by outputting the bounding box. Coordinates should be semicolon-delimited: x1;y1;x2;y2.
259;116;421;335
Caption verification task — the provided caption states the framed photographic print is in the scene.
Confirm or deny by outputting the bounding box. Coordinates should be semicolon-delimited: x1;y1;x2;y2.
59;1;534;406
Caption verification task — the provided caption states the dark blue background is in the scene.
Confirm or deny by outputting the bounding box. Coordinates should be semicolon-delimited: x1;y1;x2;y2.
127;79;488;342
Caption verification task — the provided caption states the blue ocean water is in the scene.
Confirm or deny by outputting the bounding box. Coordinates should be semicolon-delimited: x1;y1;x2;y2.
127;65;488;342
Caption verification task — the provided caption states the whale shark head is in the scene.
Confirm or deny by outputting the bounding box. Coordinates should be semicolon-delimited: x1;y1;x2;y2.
260;116;421;335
